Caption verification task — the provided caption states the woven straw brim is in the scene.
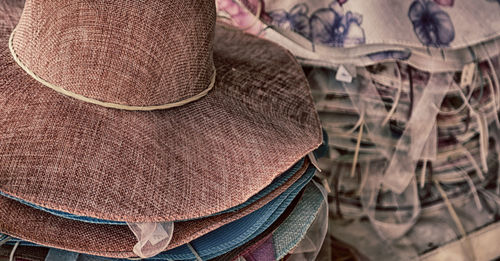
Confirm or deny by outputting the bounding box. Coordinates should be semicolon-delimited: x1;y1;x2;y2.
213;187;306;261
215;181;325;261
0;1;322;222
273;182;326;260
0;158;306;225
154;162;316;260
0;187;299;261
0;161;310;258
0;180;322;261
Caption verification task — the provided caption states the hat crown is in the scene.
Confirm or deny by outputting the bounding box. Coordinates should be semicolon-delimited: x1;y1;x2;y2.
11;0;216;107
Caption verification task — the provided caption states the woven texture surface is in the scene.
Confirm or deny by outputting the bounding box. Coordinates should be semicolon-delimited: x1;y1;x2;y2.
0;0;322;222
0;161;309;258
214;188;306;261
13;0;216;106
273;182;324;259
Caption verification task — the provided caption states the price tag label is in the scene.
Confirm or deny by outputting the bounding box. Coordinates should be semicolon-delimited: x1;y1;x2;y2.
336;65;353;83
460;63;476;88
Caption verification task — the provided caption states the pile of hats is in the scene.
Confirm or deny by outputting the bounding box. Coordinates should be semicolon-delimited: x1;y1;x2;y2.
0;0;331;260
217;0;500;260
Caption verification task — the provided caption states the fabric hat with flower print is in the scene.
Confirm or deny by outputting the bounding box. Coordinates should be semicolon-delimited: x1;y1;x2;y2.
217;0;500;70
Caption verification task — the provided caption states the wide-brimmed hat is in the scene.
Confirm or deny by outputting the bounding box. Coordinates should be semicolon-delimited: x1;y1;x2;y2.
0;179;327;261
0;161;314;258
0;0;322;223
0;162;313;258
0;158;307;225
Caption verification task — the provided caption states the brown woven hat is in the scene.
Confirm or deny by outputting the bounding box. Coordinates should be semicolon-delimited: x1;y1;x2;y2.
0;160;310;258
0;0;322;222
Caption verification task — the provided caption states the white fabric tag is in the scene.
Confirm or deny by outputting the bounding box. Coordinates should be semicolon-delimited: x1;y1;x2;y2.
460;63;476;88
336;65;353;83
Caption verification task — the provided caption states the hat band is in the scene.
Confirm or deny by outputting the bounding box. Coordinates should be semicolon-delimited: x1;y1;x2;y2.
8;30;216;111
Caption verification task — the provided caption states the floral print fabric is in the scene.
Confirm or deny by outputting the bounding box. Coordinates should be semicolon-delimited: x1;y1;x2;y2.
268;4;310;39
408;0;454;47
217;0;500;50
268;1;365;47
309;2;365;47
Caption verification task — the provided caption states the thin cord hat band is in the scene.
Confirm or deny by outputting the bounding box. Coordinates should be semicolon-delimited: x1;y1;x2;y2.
8;29;216;111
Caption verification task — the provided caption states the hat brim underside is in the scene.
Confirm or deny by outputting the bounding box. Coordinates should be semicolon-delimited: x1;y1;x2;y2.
0;2;322;222
0;161;310;258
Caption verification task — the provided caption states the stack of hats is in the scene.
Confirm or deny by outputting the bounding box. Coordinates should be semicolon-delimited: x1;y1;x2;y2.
0;0;331;260
217;0;500;260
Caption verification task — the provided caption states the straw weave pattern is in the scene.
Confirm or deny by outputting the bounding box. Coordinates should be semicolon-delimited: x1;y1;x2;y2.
0;0;322;224
0;160;309;258
12;0;216;106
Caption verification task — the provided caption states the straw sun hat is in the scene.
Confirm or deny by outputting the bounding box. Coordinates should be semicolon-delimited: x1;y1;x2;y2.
0;160;313;258
0;0;322;224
